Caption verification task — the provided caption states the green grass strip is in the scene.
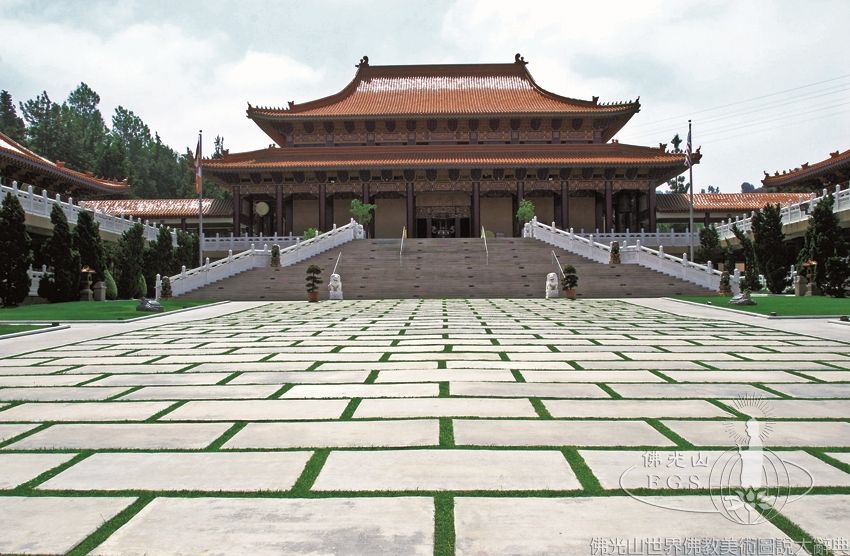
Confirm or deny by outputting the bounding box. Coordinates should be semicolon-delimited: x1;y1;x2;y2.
510;369;526;383
645;419;695;448
439;418;455;448
752;383;792;399
437;360;447;369
206;421;247;450
561;448;603;494
145;400;189;422
439;382;450;397
364;370;379;384
340;398;362;420
433;495;455;556
750;498;834;556
16;451;93;490
0;422;52;449
290;449;330;495
216;371;242;385
705;399;748;419
66;494;156;556
75;374;109;386
498;352;509;361
530;398;552;419
648;369;677;383
596;383;622;399
267;384;294;399
105;385;143;401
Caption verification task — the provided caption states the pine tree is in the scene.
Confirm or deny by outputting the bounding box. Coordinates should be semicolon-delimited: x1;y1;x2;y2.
695;226;722;264
73;210;106;281
0;192;32;306
116;224;145;298
40;204;80;302
174;231;198;270
797;193;849;293
19;91;63;159
751;203;789;294
0;90;26;143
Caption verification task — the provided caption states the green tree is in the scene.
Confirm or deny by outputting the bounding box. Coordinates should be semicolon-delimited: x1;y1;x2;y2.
143;226;175;294
741;182;756;193
39;204;80;302
20;91;63;159
116;223;146;298
695;226;722;264
0;193;32;306
174;231;198;270
72;210;106;281
731;224;761;291
751;203;789;294
60;83;107;171
350;199;376;226
0;90;26;143
797;193;848;294
515;199;535;223
666;174;690;194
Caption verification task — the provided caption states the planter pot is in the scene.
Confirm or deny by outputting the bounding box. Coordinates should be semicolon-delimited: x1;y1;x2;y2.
308;291;319;302
563;288;577;300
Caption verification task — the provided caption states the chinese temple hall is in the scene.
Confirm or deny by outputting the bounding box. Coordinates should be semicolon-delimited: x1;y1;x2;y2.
204;55;698;239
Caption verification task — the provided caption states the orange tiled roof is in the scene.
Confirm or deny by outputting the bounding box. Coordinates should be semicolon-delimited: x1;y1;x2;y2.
762;148;850;187
203;143;687;171
80;198;231;218
0;131;129;193
247;58;639;119
656;193;810;212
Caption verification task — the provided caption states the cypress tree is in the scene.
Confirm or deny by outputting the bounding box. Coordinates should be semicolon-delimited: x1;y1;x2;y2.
0;192;32;307
751;204;789;294
116;224;145;298
731;224;761;292
797;193;848;291
72;210;106;281
144;226;175;290
41;204;80;302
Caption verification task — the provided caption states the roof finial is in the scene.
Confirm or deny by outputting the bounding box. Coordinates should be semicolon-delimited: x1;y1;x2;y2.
514;53;527;65
356;55;369;68
287;101;295;109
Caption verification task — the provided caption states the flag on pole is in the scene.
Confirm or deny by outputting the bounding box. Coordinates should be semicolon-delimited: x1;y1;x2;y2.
194;131;203;194
685;127;693;168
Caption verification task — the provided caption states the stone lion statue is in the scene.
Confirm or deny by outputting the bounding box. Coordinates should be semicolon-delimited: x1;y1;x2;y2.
328;273;343;300
545;272;559;299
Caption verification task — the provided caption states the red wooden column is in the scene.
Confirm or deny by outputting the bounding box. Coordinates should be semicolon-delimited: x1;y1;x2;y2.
406;182;415;237
560;181;569;229
284;196;293;236
648;186;657;232
275;184;283;235
233;187;241;234
604;181;613;232
515;181;525;237
318;182;327;231
472;182;481;235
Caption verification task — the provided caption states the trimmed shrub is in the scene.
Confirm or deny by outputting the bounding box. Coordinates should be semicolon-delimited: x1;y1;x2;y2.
103;269;118;300
135;274;148;299
823;256;850;297
41;204;80;302
0;192;32;307
116;224;145;299
303;227;319;240
751;203;789;294
350;199;376;226
797;193;848;294
515;199;535;223
73;210;106;281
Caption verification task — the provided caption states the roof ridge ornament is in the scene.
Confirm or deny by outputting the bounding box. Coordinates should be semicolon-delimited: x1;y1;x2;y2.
514;53;527;65
356;56;369;68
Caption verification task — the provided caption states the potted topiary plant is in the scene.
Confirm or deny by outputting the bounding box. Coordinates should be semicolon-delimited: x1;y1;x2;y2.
161;275;172;299
270;244;281;268
561;264;578;300
609;241;620;265
303;228;319;240
306;264;322;302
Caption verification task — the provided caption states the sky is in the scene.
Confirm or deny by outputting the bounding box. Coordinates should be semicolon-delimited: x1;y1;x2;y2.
1;0;849;193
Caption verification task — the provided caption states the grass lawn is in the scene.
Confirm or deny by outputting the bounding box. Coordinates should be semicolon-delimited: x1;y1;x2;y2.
0;324;49;336
672;294;850;317
0;300;216;322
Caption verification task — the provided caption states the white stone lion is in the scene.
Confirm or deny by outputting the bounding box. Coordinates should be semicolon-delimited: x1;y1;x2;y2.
328;273;343;300
545;272;559;299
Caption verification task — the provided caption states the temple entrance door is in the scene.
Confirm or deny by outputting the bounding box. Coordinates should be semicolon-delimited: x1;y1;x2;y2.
432;218;455;238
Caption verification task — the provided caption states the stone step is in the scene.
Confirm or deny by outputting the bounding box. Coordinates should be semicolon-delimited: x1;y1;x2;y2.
182;238;714;300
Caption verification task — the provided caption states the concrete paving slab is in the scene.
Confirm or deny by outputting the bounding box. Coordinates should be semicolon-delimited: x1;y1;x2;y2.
521;370;665;382
544;399;732;418
92;497;433;555
454;419;674;447
0;423;38;443
770;383;850;398
118;384;281;400
0;453;77;489
224;419;439;448
161;399;349;421
661;370;809;382
355;397;536;418
93;373;232;386
453;496;795;555
662;420;850;447
730;399;850;418
579;449;850;489
313;449;579;491
0;497;136;555
375;370;516;382
39;452;312;491
5;422;233;450
188;362;311;373
66;364;190;374
0;374;101;387
450;382;607;398
0;401;174;422
771;494;850;550
0;386;130;401
281;383;438;398
0;366;72;375
610;383;778;398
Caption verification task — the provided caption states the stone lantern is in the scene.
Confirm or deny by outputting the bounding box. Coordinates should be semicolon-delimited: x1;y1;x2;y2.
79;266;96;301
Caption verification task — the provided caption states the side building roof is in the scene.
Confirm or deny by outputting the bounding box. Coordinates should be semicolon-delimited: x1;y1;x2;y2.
761;148;850;190
656;192;810;213
0;131;130;196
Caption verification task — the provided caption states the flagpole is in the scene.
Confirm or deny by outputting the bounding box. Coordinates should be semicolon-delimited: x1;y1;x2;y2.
197;130;204;268
688;119;694;262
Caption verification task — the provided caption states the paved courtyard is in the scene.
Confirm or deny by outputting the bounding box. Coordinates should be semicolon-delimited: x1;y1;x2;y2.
1;299;849;555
